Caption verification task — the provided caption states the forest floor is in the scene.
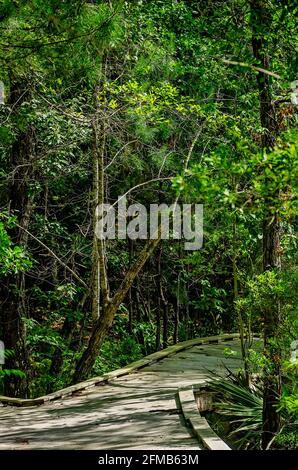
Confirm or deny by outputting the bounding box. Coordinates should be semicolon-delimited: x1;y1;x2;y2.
0;339;242;450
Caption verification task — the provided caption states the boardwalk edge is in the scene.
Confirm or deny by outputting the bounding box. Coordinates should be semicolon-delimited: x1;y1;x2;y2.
177;387;231;450
0;333;240;407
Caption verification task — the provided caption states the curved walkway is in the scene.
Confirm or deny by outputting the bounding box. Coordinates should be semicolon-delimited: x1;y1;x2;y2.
0;336;243;450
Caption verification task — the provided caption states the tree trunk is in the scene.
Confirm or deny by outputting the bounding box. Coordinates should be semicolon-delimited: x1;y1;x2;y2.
73;61;164;381
73;235;161;382
162;299;168;349
250;0;281;449
156;243;168;351
47;316;74;392
155;245;162;351
233;212;250;385
128;238;134;334
173;310;179;344
0;81;35;397
262;213;282;448
91;87;109;323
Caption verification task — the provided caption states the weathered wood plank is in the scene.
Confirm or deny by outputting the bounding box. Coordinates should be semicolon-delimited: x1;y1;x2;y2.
190;416;231;450
177;388;231;450
0;333;240;407
0;338;245;450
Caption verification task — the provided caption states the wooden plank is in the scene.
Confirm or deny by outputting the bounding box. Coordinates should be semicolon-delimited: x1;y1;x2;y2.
0;337;249;450
0;396;44;407
0;333;240;407
190;416;231;450
178;389;196;420
177;387;231;450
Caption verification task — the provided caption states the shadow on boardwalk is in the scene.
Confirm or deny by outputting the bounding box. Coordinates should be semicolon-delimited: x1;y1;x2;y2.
0;339;243;450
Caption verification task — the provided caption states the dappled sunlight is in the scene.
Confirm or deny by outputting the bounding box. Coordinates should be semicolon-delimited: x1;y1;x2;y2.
0;340;242;450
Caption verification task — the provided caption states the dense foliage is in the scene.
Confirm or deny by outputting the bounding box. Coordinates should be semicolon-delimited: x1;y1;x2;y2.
0;0;297;449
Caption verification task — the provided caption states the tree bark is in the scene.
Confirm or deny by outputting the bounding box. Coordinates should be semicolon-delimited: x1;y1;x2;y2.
162;298;168;350
91;81;109;323
250;0;281;449
128;237;134;333
262;212;282;448
155;245;162;351
73;235;161;382
0;81;35;397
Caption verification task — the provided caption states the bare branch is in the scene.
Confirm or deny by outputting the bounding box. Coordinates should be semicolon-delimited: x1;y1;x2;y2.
0;213;87;288
221;58;281;79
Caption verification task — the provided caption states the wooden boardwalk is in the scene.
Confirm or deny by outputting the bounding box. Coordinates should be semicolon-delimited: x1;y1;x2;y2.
0;338;242;450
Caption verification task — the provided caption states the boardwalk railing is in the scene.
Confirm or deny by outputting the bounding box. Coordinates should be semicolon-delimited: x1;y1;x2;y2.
0;333;239;407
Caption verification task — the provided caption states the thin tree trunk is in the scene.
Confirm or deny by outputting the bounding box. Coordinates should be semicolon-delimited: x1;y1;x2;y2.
135;282;142;322
47;290;89;390
250;0;281;449
232;209;250;385
136;285;150;320
155;243;168;351
91;86;109;323
174;272;180;345
155;245;162;350
162;299;168;349
47;316;74;392
174;243;183;345
262;213;282;448
128;238;134;334
155;182;164;350
73;235;161;382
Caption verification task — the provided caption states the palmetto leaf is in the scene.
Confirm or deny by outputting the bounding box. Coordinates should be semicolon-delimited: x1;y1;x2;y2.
208;379;263;446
